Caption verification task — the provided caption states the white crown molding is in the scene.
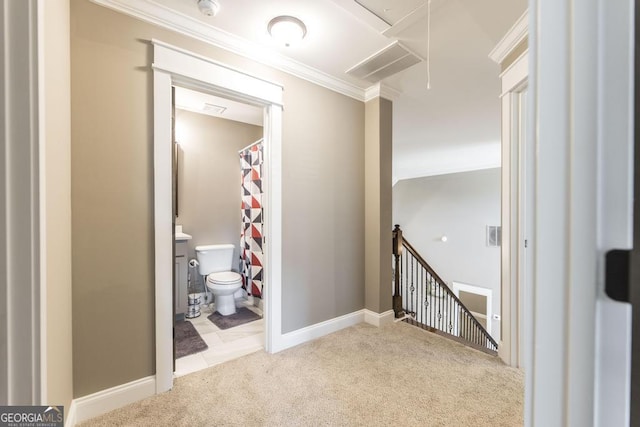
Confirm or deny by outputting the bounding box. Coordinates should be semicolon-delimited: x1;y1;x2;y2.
489;10;528;64
364;82;402;102
90;0;367;101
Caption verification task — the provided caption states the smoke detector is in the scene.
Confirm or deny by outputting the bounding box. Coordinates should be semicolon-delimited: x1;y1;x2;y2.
197;0;219;17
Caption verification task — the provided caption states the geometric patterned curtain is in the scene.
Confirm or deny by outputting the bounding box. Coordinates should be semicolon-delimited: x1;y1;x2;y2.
239;140;264;299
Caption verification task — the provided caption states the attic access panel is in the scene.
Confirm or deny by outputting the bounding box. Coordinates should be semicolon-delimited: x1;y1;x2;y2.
346;41;423;83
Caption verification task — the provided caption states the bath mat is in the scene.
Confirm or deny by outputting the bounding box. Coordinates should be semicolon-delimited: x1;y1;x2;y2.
175;320;208;358
208;307;262;330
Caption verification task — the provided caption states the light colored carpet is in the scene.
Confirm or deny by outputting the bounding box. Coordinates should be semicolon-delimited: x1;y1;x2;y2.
79;322;524;426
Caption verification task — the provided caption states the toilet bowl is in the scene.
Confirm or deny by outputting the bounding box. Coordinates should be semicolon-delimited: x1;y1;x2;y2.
206;271;243;316
195;244;243;316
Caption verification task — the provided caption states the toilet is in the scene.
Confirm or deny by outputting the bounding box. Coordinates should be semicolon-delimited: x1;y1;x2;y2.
195;244;243;316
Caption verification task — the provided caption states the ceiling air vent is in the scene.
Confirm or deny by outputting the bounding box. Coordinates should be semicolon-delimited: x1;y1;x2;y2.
346;41;423;83
203;103;227;115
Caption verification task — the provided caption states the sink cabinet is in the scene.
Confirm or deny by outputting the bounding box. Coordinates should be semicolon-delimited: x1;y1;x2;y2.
175;240;188;319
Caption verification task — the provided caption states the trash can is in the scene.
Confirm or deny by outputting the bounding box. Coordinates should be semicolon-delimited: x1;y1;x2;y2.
186;293;201;319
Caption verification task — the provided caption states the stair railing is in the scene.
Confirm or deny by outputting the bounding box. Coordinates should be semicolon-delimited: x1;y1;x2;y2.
392;225;498;355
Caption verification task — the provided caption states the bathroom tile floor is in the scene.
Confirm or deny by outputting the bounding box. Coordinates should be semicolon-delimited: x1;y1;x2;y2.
174;300;264;377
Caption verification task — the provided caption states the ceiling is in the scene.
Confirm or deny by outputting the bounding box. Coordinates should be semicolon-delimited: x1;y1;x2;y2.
174;86;263;126
97;0;526;182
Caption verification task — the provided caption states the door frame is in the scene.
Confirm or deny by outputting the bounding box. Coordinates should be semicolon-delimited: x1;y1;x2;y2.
1;0;43;404
152;40;284;393
497;49;529;368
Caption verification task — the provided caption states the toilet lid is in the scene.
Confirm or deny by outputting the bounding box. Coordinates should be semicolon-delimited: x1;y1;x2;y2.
207;271;242;284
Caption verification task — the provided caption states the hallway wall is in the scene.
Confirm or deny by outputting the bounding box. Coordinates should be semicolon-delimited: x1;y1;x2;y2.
70;0;364;397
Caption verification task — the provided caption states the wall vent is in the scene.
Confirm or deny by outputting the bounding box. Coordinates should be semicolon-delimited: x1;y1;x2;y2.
346;41;423;83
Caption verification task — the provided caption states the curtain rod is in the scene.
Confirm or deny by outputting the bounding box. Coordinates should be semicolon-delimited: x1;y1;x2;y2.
238;138;264;153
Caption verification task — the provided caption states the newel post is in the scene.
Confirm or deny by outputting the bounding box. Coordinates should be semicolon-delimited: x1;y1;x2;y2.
392;224;404;318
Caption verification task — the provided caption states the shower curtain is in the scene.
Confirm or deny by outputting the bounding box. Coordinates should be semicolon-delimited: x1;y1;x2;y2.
239;140;264;299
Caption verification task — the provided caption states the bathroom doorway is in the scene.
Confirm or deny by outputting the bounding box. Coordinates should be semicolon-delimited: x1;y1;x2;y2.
171;85;266;377
153;40;284;394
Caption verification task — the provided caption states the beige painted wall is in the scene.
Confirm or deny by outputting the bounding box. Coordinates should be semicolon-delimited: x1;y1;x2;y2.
71;0;364;396
364;97;393;313
175;110;262;288
43;0;74;412
281;72;365;332
378;99;393;312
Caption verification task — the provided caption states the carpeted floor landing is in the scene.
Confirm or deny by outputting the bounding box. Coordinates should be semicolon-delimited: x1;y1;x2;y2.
79;321;524;426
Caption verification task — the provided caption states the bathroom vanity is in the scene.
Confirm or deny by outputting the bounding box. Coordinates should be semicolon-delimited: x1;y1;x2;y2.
175;227;192;319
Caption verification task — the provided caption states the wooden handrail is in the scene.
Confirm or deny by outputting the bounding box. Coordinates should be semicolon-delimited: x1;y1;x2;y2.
393;225;498;352
392;225;404;318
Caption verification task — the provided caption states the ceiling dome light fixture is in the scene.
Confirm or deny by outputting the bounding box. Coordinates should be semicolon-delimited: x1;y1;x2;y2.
197;0;219;17
268;16;307;47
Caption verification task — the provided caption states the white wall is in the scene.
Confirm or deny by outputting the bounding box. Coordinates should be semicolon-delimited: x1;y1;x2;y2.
393;168;501;339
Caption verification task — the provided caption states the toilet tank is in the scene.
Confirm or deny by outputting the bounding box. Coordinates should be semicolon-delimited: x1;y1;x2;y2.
195;244;235;276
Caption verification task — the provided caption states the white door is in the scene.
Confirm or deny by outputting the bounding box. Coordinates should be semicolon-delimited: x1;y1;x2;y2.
630;117;640;424
529;0;634;426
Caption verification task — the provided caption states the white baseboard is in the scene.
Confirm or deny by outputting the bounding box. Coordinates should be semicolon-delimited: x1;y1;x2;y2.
275;310;365;352
65;400;77;427
363;309;395;327
69;376;156;426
